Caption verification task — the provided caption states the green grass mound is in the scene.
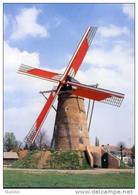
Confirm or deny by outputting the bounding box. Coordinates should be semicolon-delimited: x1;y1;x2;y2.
12;150;87;169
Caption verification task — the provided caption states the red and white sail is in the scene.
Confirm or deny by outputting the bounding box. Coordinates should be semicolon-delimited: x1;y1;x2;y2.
25;85;61;145
66;81;124;107
61;27;97;80
18;64;62;83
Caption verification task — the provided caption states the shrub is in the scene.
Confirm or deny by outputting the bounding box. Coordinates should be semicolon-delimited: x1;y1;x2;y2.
49;150;81;169
12;150;39;168
120;161;129;169
82;153;90;169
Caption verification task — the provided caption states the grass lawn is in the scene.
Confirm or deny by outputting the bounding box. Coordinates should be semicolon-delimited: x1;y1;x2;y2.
4;169;135;188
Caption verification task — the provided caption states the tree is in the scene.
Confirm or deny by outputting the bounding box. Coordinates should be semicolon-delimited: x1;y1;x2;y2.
29;142;38;150
117;141;126;161
17;141;23;150
35;130;48;149
131;145;135;167
4;132;18;152
95;136;100;146
23;130;50;150
131;145;135;158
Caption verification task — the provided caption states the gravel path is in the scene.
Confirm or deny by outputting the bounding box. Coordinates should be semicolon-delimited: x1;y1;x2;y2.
4;167;134;174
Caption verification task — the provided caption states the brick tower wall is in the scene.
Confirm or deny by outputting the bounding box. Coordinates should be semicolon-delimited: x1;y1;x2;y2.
53;92;90;151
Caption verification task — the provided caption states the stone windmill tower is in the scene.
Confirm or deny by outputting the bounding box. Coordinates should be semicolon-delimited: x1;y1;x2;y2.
52;92;90;151
18;27;124;152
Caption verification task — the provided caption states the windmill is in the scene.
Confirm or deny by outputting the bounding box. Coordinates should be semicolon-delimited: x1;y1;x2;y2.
18;26;124;151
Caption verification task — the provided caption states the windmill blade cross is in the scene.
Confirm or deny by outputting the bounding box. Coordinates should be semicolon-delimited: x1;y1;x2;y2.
18;26;125;146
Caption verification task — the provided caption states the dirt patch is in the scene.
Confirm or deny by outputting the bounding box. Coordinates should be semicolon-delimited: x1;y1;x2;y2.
18;150;28;159
37;151;51;169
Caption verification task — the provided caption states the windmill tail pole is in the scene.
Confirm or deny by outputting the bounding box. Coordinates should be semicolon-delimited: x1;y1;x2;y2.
87;100;91;119
87;83;98;119
40;91;57;112
88;84;98;132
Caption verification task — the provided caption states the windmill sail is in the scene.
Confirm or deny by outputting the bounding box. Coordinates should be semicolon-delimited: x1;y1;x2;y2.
25;85;61;145
67;81;124;107
61;26;97;80
18;64;62;83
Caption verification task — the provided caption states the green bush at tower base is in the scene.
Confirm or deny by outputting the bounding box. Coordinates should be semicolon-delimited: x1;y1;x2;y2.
47;150;81;169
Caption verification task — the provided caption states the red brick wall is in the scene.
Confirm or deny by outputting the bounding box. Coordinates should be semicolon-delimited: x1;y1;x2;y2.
90;146;120;168
108;153;120;168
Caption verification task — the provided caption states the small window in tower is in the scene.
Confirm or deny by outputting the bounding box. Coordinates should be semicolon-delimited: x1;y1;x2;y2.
79;137;83;144
79;127;82;134
65;106;69;112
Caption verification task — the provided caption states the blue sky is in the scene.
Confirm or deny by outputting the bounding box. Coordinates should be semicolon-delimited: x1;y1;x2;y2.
4;3;134;147
4;3;134;68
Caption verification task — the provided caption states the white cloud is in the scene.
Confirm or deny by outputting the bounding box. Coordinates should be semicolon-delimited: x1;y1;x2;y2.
10;7;48;40
4;98;56;142
83;44;134;89
4;41;40;70
99;24;129;38
4;42;61;142
122;4;134;19
4;41;62;93
4;41;41;93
